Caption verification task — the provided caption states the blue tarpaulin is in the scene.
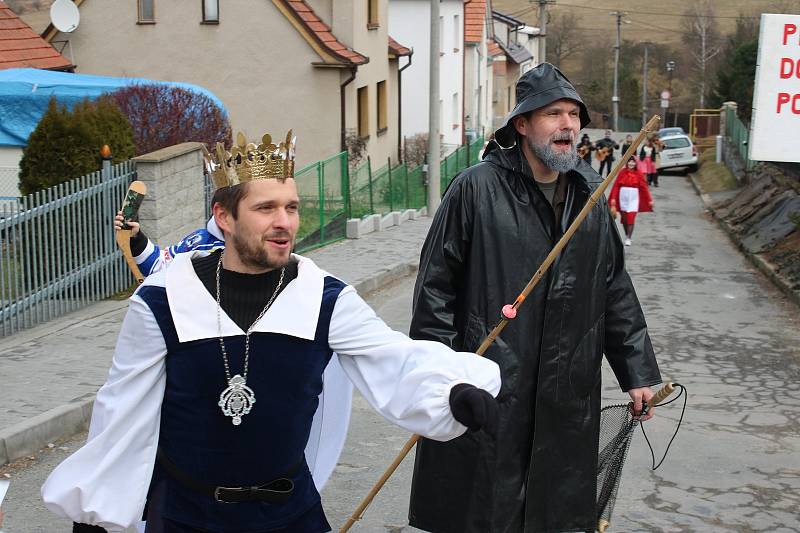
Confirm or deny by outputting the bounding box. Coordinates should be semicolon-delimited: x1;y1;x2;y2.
0;68;227;147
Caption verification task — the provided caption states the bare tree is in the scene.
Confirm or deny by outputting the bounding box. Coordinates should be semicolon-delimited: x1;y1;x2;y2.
682;0;721;108
548;12;582;68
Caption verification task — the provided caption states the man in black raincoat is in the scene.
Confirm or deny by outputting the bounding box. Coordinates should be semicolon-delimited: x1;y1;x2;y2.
407;63;662;533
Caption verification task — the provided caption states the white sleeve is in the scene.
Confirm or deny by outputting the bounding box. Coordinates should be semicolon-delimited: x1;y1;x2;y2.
41;295;167;532
329;286;501;442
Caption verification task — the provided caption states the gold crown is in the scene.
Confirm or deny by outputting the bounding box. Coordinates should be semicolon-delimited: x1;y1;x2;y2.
203;130;296;188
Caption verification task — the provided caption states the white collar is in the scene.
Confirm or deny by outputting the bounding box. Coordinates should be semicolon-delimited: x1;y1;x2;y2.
165;252;327;343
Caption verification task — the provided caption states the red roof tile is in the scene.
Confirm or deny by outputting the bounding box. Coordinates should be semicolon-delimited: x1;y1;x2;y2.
0;1;72;70
487;39;503;57
277;0;367;66
464;0;487;44
388;35;411;57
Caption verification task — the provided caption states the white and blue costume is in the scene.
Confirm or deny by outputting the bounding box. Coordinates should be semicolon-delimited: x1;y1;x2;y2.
134;218;225;277
42;252;501;531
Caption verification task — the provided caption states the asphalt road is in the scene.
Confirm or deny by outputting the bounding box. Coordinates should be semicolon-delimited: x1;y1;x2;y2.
3;172;799;532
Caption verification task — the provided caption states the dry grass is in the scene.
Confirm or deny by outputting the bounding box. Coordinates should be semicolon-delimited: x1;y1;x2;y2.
693;149;739;193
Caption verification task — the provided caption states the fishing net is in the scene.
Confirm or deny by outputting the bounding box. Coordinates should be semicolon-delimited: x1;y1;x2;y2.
595;384;687;532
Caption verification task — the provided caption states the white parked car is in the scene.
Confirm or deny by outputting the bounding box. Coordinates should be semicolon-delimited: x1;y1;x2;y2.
657;134;698;173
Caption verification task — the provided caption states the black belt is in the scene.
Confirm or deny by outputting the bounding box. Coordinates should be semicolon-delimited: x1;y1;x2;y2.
156;447;301;504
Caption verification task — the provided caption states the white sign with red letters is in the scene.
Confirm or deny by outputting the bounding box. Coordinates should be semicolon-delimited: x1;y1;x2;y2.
749;14;800;162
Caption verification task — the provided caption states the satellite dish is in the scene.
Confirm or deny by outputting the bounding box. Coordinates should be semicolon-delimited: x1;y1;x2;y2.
50;0;80;33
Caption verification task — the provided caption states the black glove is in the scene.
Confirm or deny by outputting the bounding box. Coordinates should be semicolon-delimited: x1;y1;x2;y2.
73;523;107;533
449;383;498;436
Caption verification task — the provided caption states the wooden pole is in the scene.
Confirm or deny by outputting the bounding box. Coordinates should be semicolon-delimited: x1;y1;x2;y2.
339;116;662;533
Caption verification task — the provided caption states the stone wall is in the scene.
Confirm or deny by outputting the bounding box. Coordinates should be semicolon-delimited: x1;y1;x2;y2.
133;142;206;248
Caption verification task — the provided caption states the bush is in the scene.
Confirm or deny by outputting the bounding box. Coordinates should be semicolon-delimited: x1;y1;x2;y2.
108;84;231;156
18;97;136;196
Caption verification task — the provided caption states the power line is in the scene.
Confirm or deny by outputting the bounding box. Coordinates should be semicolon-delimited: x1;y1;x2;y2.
553;2;761;19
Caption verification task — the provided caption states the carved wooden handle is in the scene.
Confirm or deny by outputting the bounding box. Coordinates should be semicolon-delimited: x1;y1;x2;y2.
648;382;675;408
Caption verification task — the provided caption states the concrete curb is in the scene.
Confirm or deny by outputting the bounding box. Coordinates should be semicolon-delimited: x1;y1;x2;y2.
689;174;800;309
0;261;420;466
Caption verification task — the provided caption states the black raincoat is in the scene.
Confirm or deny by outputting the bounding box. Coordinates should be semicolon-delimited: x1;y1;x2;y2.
407;140;662;532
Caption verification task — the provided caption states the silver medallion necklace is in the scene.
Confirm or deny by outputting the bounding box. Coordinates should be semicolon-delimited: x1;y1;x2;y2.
216;253;285;426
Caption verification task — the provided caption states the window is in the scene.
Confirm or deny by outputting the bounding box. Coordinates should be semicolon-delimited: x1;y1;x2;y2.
358;86;369;138
453;15;459;51
452;93;459;129
138;0;155;23
368;0;379;28
439;16;444;55
507;86;512;112
377;81;388;133
662;136;691;149
202;0;219;23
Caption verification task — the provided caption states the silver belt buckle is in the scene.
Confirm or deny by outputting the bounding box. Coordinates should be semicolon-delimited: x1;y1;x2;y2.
214;485;244;503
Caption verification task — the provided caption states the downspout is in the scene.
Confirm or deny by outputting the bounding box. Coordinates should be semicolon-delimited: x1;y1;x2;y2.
398;53;413;161
462;27;467;145
340;67;358;153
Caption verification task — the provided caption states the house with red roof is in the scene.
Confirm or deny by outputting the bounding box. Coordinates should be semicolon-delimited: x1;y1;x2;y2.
41;0;411;168
0;0;71;72
463;0;495;140
0;0;72;199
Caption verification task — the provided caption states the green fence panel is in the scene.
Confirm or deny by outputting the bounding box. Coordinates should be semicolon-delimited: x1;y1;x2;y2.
407;165;426;209
725;107;753;170
294;152;348;253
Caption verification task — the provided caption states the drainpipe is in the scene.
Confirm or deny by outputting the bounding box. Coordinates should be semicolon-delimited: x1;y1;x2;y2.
340;67;358;153
398;53;413;161
462;29;467;145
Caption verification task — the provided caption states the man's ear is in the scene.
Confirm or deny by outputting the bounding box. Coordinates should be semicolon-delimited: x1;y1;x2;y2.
512;115;528;136
212;203;232;237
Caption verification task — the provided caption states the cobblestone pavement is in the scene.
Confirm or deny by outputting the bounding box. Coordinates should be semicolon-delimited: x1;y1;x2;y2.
4;172;800;532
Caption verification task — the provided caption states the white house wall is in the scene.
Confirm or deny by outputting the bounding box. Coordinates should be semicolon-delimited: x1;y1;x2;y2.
0;146;22;198
389;0;463;149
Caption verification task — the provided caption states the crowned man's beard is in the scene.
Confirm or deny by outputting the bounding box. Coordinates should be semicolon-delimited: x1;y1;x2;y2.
229;231;292;270
527;134;580;173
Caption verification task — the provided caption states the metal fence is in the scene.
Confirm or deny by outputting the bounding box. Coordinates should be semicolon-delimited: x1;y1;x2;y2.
294;152;349;253
350;135;485;218
725;106;754;170
0;161;135;336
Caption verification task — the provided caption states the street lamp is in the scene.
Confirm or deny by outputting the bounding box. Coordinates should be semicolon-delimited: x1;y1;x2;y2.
665;60;676;126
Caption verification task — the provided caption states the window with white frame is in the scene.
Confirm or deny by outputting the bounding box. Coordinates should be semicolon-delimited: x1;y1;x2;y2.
453;15;459;51
452;93;459;128
439;16;444;55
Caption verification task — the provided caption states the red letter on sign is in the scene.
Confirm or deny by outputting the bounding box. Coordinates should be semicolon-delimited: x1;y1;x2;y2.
784;24;797;45
777;92;790;112
780;58;795;78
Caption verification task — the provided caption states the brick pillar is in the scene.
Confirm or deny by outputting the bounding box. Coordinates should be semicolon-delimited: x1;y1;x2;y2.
133;142;206;248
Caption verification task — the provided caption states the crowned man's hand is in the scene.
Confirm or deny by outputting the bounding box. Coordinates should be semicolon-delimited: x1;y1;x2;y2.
449;383;499;436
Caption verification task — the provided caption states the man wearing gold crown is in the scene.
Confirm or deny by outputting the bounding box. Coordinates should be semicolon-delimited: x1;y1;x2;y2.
42;131;502;533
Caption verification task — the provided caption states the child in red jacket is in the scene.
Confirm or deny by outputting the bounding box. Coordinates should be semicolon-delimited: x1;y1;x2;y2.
609;157;654;246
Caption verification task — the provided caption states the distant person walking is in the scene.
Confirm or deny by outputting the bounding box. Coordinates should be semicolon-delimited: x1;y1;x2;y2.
595;130;619;177
620;134;634;157
638;137;660;187
609;157;654;246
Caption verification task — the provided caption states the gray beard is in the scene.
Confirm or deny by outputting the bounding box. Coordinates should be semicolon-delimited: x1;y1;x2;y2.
528;137;579;173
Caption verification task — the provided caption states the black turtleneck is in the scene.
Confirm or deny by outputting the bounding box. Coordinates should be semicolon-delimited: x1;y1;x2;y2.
192;250;299;331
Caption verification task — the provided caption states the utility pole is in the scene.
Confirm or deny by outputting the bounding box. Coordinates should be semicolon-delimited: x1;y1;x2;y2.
537;0;549;64
610;11;625;132
427;0;441;213
641;44;649;128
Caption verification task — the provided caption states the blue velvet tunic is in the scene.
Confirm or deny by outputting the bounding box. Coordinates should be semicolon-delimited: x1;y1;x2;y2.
137;276;346;533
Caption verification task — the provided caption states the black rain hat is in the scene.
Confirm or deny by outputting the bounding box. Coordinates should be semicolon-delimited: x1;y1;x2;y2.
493;63;591;148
